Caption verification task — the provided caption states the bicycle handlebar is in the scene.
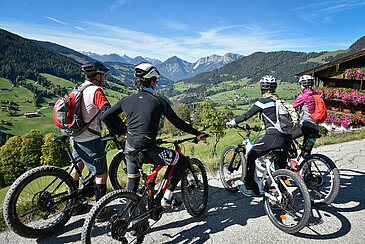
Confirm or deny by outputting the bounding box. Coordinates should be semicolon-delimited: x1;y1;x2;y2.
236;124;262;132
156;134;209;145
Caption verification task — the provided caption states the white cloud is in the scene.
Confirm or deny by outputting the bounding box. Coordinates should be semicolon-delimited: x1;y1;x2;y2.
110;0;130;11
74;26;85;31
320;0;365;14
0;20;329;62
44;16;67;25
161;19;189;31
293;0;365;23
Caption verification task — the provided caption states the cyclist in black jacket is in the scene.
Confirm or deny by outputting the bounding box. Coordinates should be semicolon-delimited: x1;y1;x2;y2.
102;63;207;208
226;75;291;197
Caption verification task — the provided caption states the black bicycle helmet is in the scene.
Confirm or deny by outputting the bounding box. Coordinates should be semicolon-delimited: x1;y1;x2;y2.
298;75;315;89
134;63;160;79
81;61;109;78
259;75;277;94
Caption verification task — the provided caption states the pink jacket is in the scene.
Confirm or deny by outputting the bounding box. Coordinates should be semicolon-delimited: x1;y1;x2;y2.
292;88;315;113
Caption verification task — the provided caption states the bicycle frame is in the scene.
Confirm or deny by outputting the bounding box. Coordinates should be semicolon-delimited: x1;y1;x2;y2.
46;134;125;205
232;125;285;202
118;137;201;232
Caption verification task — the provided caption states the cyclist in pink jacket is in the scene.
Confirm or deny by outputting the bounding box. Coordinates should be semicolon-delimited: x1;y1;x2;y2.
292;75;319;155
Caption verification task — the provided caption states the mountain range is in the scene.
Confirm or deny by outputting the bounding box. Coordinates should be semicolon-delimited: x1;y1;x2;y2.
1;27;365;141
82;51;243;81
182;35;365;85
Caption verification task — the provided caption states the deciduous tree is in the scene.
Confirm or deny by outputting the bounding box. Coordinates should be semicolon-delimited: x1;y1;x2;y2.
0;136;22;186
20;129;43;171
194;100;233;157
40;133;69;167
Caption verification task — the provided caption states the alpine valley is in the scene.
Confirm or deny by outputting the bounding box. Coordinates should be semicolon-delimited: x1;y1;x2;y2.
1;27;365;144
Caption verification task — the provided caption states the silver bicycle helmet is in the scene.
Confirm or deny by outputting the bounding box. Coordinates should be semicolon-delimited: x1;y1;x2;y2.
259;75;277;94
298;75;315;89
134;63;160;79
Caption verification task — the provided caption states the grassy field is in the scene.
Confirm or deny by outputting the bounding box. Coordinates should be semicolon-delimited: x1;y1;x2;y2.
41;73;76;89
306;50;346;64
0;74;128;137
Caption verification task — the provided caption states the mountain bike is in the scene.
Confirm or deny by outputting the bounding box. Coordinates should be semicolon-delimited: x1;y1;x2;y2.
2;133;124;238
81;136;209;244
254;134;340;206
220;124;311;233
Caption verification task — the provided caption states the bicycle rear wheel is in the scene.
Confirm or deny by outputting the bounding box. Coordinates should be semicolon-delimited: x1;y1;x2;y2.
82;189;147;244
298;154;340;206
181;158;208;217
264;169;311;234
219;145;245;192
3;166;76;238
108;151;128;190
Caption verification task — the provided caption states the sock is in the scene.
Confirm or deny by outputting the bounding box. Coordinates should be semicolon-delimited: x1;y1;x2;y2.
95;184;107;201
164;189;173;200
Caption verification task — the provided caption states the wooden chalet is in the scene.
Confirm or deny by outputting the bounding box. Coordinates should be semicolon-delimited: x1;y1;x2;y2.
296;49;365;116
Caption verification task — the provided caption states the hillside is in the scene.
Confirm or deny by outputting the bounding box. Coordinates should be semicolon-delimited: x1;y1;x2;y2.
160;35;365;106
182;35;365;86
0;29;131;141
32;40;95;64
182;51;325;84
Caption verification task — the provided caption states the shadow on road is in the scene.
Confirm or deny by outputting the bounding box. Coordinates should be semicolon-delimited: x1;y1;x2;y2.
33;169;364;243
294;169;365;240
147;183;266;243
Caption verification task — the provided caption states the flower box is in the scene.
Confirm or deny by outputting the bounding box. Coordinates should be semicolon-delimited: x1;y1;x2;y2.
314;87;365;106
344;67;365;80
342;108;351;113
325;111;365;128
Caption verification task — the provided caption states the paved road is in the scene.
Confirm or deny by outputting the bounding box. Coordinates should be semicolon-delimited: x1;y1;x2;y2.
1;139;364;244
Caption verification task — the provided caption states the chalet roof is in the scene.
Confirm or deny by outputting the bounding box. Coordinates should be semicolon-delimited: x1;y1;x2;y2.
295;49;365;78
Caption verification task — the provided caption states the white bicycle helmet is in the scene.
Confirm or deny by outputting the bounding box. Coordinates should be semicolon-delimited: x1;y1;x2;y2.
259;75;277;94
299;75;315;89
134;63;160;79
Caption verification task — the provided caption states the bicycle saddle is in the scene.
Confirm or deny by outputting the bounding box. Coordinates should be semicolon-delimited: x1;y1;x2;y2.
308;133;321;139
124;149;145;158
51;135;69;142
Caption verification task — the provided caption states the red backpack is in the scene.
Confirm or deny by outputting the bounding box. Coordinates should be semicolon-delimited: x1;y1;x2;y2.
310;95;327;123
53;84;100;136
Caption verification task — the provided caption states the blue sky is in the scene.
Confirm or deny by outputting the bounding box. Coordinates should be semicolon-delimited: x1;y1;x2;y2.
0;0;364;62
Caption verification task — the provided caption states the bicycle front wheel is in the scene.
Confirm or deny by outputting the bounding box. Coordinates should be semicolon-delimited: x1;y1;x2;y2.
82;189;147;244
3;166;76;238
181;158;208;217
264;169;311;234
298;154;340;206
219;145;245;192
108;151;128;190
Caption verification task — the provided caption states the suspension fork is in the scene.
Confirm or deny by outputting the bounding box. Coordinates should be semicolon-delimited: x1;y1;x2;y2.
265;162;284;202
174;142;202;190
228;146;245;173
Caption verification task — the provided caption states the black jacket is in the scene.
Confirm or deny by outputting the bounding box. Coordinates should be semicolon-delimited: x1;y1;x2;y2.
102;90;200;149
235;96;283;135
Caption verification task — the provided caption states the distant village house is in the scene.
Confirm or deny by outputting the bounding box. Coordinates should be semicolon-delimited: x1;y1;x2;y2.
23;111;41;118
